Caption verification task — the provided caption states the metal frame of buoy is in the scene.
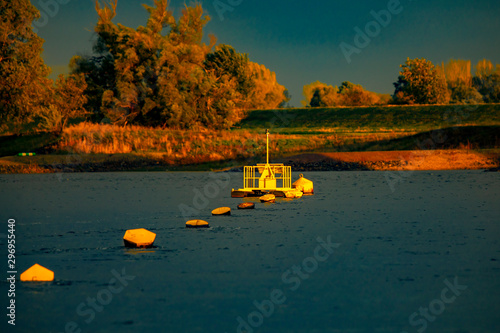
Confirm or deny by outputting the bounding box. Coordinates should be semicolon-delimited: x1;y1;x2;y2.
232;129;292;197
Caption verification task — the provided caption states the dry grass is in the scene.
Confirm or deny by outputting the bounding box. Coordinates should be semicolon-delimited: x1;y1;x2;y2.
55;122;325;164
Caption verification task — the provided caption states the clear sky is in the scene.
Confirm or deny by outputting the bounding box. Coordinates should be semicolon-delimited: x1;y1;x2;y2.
34;0;500;107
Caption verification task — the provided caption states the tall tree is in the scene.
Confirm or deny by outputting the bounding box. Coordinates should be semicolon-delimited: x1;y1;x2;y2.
246;61;287;110
69;51;116;122
393;58;449;104
0;0;87;133
0;0;51;131
90;1;274;128
302;81;337;107
338;81;380;106
472;59;500;103
441;59;481;103
204;44;253;107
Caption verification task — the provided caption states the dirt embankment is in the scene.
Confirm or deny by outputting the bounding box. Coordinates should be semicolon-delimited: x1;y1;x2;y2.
278;150;500;171
1;149;499;174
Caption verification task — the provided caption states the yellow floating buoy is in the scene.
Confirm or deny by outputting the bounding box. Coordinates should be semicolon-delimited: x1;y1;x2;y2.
285;189;303;198
186;220;210;228
123;228;156;248
260;193;276;203
20;264;54;282
237;202;255;209
212;207;231;216
292;174;314;194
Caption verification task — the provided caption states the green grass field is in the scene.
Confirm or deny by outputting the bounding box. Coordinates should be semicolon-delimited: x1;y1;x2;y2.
237;104;500;133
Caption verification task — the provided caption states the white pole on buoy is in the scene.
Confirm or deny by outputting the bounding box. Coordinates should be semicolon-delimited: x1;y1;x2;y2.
266;129;269;165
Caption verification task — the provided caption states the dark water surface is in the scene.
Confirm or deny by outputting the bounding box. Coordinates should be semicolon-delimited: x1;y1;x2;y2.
0;171;499;333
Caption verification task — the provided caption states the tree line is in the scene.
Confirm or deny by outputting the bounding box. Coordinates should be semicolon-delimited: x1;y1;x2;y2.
2;1;499;135
303;58;500;107
1;0;288;133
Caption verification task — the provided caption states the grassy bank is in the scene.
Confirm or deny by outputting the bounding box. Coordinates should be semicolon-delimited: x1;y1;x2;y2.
238;104;500;133
1;104;499;173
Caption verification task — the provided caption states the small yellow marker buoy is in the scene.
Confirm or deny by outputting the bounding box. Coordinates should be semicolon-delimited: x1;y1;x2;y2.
285;189;303;198
186;220;210;228
123;228;156;248
259;194;276;203
211;207;231;216
20;264;54;282
237;202;255;209
292;174;314;194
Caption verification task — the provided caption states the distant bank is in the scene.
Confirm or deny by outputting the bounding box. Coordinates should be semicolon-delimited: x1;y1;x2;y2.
1;104;499;174
1;150;499;174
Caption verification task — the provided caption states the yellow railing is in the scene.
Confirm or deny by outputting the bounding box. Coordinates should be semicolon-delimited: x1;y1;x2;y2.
243;164;291;190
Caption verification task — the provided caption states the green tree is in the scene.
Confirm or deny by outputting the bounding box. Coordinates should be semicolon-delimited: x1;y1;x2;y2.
472;59;500;103
86;0;286;129
302;81;382;107
0;0;51;131
302;81;338;107
279;89;292;108
0;0;87;133
93;0;210;127
246;61;286;110
441;59;481;104
393;58;449;104
338;81;380;106
69;52;116;122
311;85;339;107
205;44;253;99
38;74;88;133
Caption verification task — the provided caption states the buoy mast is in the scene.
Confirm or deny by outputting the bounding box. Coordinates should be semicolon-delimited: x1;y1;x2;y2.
266;128;269;165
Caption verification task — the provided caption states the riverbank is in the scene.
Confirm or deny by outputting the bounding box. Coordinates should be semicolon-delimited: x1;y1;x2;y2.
277;149;500;171
2;105;499;174
1;149;499;174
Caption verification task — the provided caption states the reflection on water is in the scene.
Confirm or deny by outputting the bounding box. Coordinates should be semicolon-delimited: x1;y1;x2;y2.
0;171;499;333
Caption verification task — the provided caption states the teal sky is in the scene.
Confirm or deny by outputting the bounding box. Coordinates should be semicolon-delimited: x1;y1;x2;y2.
34;0;500;107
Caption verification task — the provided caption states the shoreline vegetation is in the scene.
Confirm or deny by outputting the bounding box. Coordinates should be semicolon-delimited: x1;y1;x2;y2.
1;105;499;174
3;2;500;175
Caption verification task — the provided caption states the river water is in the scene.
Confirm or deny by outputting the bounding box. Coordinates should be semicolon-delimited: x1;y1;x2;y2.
0;170;499;333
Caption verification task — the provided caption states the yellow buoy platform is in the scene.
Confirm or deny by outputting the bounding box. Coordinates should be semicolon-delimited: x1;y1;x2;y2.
212;207;231;216
123;228;156;248
186;220;210;228
292;174;314;194
20;264;54;282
